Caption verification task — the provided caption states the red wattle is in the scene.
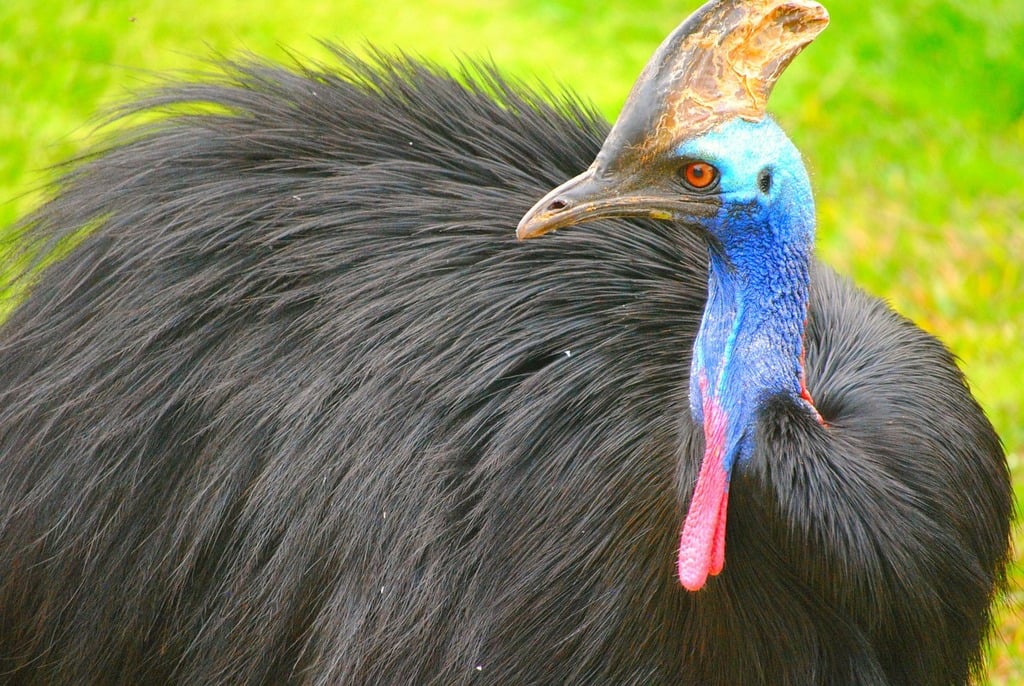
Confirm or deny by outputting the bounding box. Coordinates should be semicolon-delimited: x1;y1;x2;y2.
677;448;729;591
710;486;728;575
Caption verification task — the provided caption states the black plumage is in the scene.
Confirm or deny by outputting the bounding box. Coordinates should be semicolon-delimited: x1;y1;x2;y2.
0;49;1011;685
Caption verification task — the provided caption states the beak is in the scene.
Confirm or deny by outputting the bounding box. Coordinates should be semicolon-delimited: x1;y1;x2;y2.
516;166;702;240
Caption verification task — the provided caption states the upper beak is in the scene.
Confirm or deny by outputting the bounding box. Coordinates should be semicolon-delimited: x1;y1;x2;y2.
517;167;679;240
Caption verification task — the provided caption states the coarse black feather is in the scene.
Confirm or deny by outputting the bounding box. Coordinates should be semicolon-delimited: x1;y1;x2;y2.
0;48;1011;685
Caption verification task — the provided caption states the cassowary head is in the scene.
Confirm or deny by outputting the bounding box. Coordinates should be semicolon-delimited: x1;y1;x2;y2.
518;0;829;591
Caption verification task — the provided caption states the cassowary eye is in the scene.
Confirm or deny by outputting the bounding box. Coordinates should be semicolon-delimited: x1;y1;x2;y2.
680;161;719;191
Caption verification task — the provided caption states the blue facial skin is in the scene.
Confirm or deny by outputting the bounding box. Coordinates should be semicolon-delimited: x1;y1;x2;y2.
677;117;817;474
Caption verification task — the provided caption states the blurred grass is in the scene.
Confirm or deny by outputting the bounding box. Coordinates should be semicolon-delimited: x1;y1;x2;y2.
0;0;1021;681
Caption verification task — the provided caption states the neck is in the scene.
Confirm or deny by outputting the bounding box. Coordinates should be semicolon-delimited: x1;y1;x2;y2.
690;238;814;468
677;201;816;591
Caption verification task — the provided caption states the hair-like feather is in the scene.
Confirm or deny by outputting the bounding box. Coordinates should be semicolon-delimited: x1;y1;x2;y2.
0;48;1011;685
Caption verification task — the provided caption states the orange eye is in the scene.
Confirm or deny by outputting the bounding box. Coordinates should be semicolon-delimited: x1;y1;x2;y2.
680;161;718;190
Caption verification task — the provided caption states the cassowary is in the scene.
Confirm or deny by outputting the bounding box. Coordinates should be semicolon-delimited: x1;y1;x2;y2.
0;0;1011;684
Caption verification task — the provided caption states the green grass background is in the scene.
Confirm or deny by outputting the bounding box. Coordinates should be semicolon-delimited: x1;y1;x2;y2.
1;0;1021;680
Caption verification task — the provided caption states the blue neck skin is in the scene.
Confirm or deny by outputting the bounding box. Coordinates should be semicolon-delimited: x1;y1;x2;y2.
678;118;817;474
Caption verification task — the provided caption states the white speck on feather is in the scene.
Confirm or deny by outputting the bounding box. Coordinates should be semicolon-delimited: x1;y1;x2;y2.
475;665;483;671
563;349;572;358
